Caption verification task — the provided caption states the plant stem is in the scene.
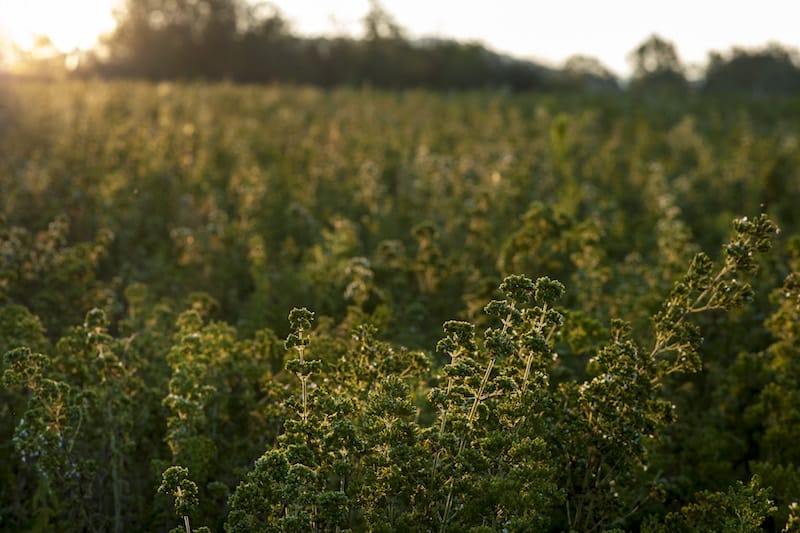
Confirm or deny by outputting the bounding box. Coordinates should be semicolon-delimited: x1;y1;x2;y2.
299;344;308;424
108;398;123;533
441;356;496;531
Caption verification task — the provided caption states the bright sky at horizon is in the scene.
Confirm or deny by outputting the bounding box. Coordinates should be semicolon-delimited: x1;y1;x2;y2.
1;0;798;76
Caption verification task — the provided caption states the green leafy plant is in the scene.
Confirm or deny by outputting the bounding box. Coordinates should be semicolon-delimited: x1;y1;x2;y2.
159;465;210;533
2;79;800;532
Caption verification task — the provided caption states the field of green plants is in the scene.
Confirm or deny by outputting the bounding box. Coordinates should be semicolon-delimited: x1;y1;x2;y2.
1;80;800;532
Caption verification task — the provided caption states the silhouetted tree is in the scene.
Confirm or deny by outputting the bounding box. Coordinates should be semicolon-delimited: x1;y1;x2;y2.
363;0;406;42
703;44;800;95
560;55;620;92
87;0;555;90
360;1;412;87
628;34;687;92
101;0;248;79
232;4;293;83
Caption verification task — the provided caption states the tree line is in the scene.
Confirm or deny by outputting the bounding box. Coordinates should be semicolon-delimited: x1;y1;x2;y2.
20;0;800;93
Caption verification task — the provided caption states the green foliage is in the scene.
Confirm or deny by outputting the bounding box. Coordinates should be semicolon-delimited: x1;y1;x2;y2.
159;466;200;518
226;219;776;531
628;34;688;93
0;215;114;337
2;80;800;531
159;465;210;533
705;45;800;95
644;476;776;532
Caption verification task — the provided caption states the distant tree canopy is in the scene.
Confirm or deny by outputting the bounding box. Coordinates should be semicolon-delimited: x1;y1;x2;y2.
99;0;269;79
559;55;620;92
704;44;800;94
90;0;556;90
628;33;688;92
75;3;800;94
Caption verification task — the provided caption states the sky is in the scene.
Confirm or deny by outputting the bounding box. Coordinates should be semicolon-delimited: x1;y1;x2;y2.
1;0;799;76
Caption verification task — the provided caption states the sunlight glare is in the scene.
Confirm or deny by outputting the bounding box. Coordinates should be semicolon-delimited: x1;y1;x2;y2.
0;0;119;52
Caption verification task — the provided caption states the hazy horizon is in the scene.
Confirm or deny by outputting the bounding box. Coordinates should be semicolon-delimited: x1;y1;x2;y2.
1;0;799;76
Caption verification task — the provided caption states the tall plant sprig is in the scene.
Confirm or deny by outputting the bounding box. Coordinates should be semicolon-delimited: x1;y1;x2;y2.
158;465;210;533
3;307;138;533
227;308;358;532
285;307;317;426
746;270;800;529
48;307;139;533
650;214;779;375
428;275;566;531
162;310;217;482
79;308;133;533
3;346;84;492
559;214;779;531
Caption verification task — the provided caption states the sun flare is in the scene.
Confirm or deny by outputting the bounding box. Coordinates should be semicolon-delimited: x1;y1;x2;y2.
0;0;119;54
